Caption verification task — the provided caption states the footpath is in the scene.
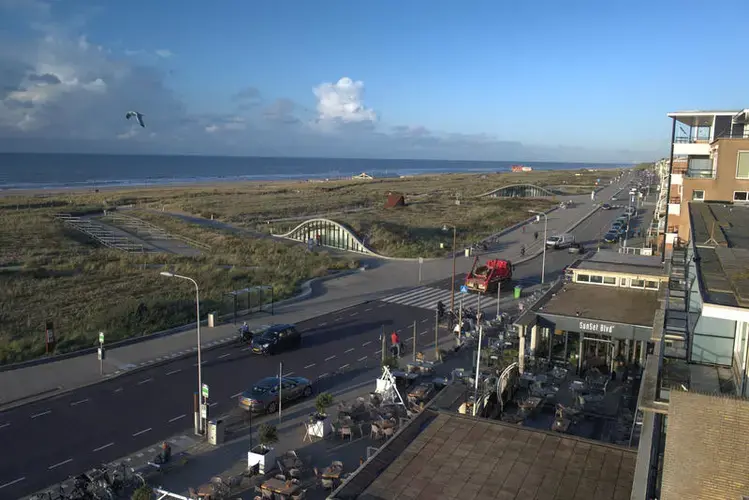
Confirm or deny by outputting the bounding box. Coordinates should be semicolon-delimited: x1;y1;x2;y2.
0;179;629;411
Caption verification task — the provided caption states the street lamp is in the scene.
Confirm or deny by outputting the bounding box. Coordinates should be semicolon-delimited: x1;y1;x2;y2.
160;271;203;435
442;224;457;314
528;210;547;284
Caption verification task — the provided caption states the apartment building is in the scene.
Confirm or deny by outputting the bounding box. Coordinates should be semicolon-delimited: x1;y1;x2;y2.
661;108;749;253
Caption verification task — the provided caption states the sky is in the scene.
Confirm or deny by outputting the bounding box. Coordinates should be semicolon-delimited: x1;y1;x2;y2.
1;0;748;163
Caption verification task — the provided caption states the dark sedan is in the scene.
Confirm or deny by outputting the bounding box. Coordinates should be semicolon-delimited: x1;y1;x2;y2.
238;376;313;414
250;324;302;355
603;232;620;243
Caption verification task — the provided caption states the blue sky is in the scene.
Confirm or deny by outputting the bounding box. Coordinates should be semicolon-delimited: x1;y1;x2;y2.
1;0;748;162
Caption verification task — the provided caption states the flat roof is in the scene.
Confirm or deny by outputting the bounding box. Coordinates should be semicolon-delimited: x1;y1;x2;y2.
538;283;660;327
340;411;635;500
689;202;749;307
667;110;739;117
569;251;666;277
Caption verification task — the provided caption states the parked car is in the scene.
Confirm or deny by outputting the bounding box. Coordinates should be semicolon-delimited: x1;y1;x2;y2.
568;242;584;254
601;203;612;210
250;324;302;355
603;232;619;243
238;376;313;414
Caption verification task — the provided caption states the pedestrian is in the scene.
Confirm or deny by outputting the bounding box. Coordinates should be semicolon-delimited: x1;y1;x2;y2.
390;330;401;358
520;245;526;257
522;226;526;233
534;231;538;241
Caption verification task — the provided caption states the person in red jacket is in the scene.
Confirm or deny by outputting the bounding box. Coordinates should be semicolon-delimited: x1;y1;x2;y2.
390;331;401;358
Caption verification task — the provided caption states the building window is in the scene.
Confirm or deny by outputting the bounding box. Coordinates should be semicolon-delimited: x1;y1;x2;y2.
603;276;617;285
691;190;705;201
620;277;629;287
737;151;749;179
577;274;590;283
590;275;603;284
645;280;659;290
734;191;749;202
631;279;645;288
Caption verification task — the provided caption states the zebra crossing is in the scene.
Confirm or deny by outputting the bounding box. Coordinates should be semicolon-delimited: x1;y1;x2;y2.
380;286;503;311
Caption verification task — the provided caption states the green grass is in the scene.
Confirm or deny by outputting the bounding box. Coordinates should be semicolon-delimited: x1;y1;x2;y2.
0;200;357;364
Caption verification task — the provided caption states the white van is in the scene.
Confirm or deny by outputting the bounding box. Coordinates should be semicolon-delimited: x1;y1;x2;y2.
546;234;575;249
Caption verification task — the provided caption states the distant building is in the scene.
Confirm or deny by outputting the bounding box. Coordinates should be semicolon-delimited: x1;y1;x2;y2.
656;108;749;254
352;172;374;180
511;164;533;172
384;192;405;208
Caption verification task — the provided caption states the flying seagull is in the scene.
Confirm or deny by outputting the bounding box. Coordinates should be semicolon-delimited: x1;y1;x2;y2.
125;111;145;128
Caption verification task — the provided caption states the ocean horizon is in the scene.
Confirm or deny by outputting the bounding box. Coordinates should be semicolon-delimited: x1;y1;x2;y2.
0;152;628;191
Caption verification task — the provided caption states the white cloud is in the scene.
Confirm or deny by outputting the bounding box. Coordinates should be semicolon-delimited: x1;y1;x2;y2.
155;49;173;59
313;77;376;124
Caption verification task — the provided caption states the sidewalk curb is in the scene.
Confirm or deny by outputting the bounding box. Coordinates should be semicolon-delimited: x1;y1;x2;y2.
0;269;359;374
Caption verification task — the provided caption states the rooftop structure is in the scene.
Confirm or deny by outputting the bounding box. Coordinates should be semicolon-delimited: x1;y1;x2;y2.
331;410;636;500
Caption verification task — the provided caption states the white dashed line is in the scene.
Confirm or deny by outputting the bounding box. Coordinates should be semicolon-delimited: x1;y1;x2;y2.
132;428;152;437
362;341;372;347
334;317;342;321
344;348;355;354
137;378;153;385
339;364;350;370
209;402;218;408
375;349;382;354
70;398;89;406
283;371;294;377
0;423;10;430
358;356;367;362
319;372;329;378
397;329;402;333
48;458;72;470
114;387;124;393
421;318;429;323
241;347;251;351
318;322;328;327
420;331;426;336
0;477;24;489
30;410;52;419
304;363;316;369
231;392;243;398
168;414;186;423
364;308;372;312
324;355;336;362
166;369;181;376
378;304;386;308
218;353;231;359
349;312;358;317
93;442;114;452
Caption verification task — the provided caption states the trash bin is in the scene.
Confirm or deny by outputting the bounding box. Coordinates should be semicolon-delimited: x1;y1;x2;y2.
464;248;471;257
207;419;225;445
207;312;216;328
513;286;522;299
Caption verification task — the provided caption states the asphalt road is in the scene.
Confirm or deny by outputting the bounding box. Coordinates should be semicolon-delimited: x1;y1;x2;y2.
0;173;650;498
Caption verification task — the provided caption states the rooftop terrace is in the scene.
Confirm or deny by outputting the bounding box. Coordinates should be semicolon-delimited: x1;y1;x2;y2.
689;202;749;307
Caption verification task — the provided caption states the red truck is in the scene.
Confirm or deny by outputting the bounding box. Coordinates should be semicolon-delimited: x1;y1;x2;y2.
464;257;513;293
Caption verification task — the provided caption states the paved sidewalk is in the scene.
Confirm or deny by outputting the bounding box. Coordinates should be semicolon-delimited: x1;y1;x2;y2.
0;179;629;411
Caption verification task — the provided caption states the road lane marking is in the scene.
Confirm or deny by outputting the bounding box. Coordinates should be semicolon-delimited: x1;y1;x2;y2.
344;348;355;354
132;428;152;437
318;372;329;378
0;477;24;489
209;402;218;408
318;322;328;327
30;410;51;419
0;423;10;430
397;329;402;333
375;349;382;354
339;364;350;370
362;341;372;347
358;356;367;362
283;371;295;377
70;398;89;406
364;308;372;312
334;317;342;321
48;458;72;470
324;355;336;362
168;414;186;423
218;353;231;359
137;378;153;385
304;363;316;369
231;392;243;398
349;312;358;317
420;331;427;336
114;388;124;393
241;347;251;351
378;304;386;308
93;442;114;452
166;369;181;376
421;318;429;323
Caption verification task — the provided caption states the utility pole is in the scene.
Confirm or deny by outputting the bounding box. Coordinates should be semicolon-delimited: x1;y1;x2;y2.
473;323;484;417
434;309;440;361
381;324;386;365
412;321;417;362
496;283;501;320
278;361;283;424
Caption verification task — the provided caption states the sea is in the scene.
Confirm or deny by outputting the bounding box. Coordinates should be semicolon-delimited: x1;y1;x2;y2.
0;153;626;191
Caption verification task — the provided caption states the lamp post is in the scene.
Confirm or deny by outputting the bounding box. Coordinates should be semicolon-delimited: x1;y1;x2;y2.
528;210;547;284
442;224;457;314
160;271;203;435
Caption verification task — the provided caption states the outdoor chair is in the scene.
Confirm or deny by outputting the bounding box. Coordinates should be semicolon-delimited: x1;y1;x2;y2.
370;423;383;440
291;489;307;500
340;426;353;441
382;426;395;439
332;460;343;468
321;477;335;490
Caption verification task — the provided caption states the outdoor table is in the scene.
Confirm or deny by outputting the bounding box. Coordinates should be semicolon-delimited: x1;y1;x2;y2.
407;384;432;402
322;464;343;480
261;478;300;497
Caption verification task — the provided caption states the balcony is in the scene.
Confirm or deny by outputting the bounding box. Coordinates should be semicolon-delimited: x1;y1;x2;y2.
684;157;714;179
674;141;710;156
669;196;681;204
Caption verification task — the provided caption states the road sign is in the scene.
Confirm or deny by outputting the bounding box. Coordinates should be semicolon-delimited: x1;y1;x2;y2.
418;257;424;264
98;332;104;344
202;383;209;399
200;403;208;419
460;285;469;294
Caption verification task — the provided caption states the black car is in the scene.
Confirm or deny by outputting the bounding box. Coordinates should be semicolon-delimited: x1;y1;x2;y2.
601;203;612;210
251;324;302;355
603;232;619;243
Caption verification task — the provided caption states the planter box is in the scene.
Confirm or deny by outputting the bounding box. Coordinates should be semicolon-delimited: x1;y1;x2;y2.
308;417;332;438
248;446;276;475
